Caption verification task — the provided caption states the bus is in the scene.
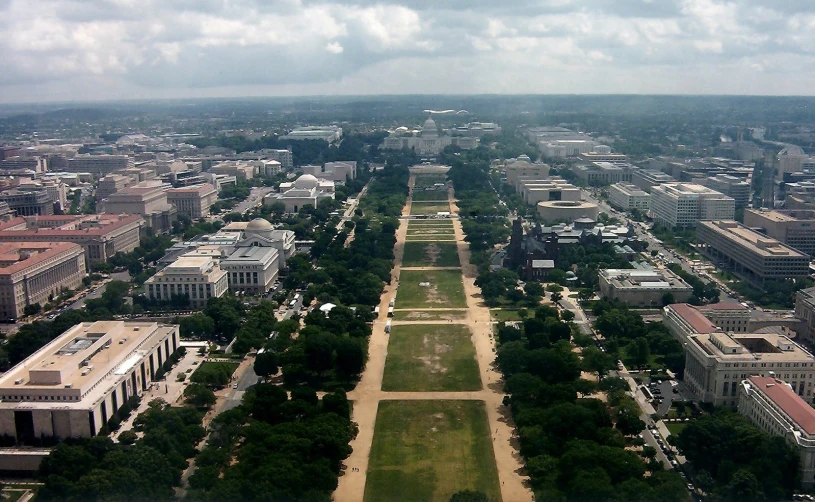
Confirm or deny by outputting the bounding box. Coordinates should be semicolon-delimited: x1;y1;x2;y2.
387;306;394;317
385;320;392;333
374;306;380;315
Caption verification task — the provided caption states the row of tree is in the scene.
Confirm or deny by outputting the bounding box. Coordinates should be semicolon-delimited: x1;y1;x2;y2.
495;306;688;500
38;400;205;500
591;300;686;375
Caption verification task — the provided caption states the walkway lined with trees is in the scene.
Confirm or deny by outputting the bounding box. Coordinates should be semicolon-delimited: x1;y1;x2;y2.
334;173;531;502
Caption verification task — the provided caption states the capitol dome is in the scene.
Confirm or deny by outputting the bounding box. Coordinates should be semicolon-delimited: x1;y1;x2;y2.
293;174;319;189
422;117;438;137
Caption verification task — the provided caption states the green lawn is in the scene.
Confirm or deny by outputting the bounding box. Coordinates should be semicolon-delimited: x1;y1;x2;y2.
392;309;468;321
364;400;501;502
396;269;467;308
412;190;449;201
408;219;454;225
402;242;461;267
413;175;448;187
410;201;451;215
382;324;481;392
664;421;688;436
489;309;525;322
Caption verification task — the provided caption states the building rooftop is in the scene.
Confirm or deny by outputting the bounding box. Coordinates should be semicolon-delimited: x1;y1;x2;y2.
655;182;730;197
222;245;279;264
691;332;814;363
0;242;82;275
0;214;143;237
600;268;692;291
667;303;719;334
747;376;815;435
699;220;809;258
746;209;815;223
0;322;175;407
167;183;216;195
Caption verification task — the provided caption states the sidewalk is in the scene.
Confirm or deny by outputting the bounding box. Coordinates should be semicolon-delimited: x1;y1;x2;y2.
111;347;205;441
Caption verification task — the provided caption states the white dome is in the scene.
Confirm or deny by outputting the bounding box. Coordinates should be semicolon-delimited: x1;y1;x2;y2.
294;174;319;189
246;218;273;231
422;117;438;137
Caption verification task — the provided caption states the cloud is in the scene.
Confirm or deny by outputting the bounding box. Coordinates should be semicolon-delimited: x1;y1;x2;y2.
1;0;815;102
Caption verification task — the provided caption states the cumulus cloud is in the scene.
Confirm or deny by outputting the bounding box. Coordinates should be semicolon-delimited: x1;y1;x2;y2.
0;0;814;102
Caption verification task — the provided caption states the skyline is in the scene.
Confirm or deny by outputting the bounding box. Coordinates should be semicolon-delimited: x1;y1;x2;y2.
3;0;815;104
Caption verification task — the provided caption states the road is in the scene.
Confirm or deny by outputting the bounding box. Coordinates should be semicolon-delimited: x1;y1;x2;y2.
221;364;260;412
68;271;131;310
235;186;278;215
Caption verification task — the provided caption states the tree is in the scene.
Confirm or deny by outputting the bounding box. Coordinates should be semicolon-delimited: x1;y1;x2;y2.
628;337;651;366
254;351;279;381
23;303;42;316
179;313;216;341
651;249;659;257
184;384;216;408
581;347;614;378
118;430;137;445
574;378;598;397
561;310;575;322
661;292;675;307
550;291;563;304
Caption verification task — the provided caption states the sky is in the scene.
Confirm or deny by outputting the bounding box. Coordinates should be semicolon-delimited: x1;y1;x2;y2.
2;0;815;103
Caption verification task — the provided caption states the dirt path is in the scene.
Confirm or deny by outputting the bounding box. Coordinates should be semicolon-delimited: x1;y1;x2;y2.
333;175;532;502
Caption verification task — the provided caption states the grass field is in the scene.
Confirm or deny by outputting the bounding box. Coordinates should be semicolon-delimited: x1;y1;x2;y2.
392;309;468;321
382;324;481;392
405;228;456;237
402;241;461;267
396;269;467;308
665;421;689;436
489;309;526;322
410;201;451;215
365;400;501;502
413;175;448;187
412;190;449;201
408;220;454;227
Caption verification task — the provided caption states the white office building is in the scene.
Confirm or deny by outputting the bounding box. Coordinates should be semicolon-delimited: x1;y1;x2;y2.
0;321;180;441
144;256;228;307
651;183;735;229
608;182;650;211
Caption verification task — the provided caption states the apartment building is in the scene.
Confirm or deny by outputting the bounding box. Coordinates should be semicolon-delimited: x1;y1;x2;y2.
744;209;815;256
651;183;735;228
684;331;815;407
571;162;633;185
166;184;217;219
0;242;86;320
608;182;650;211
739;376;815;489
0;321;180;442
144;256;228;307
598;268;693;307
65;155;134;175
702;174;751;209
631;168;675;193
0;214;142;264
697;220;810;283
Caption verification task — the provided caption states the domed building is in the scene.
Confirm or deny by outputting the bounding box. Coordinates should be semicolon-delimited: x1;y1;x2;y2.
263;173;335;213
381;114;479;155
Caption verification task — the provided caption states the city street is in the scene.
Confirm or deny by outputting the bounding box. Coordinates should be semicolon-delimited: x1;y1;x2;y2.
67;271;131;311
235;186;277;215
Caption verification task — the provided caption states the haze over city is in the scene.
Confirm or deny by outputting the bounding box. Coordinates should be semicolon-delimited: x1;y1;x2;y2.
3;0;815;103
